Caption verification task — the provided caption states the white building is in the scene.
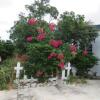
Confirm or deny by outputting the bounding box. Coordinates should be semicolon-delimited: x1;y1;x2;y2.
92;31;100;76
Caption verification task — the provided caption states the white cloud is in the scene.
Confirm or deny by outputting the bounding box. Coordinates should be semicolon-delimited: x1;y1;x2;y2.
0;0;12;7
50;0;100;23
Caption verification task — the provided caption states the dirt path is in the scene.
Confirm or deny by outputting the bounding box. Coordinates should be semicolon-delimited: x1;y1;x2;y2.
0;80;100;100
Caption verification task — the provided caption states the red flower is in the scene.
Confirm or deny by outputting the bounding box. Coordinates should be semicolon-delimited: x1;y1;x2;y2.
70;44;77;52
26;35;33;42
49;40;58;48
48;52;57;60
83;50;88;56
49;23;56;32
37;28;44;34
57;53;64;60
58;62;64;69
49;39;63;48
36;33;45;41
28;18;37;25
50;52;57;57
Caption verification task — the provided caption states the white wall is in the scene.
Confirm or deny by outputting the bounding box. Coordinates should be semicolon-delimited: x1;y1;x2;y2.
92;31;100;76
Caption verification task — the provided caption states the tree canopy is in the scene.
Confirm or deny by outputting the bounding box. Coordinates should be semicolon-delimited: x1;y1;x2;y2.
57;11;98;49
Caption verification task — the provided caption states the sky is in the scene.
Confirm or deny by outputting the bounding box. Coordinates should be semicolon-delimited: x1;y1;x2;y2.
0;0;100;40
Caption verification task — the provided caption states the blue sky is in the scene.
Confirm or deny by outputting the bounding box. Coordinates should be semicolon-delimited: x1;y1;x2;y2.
0;0;100;40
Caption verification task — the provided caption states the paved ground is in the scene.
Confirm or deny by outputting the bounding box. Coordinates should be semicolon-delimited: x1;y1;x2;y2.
0;80;100;100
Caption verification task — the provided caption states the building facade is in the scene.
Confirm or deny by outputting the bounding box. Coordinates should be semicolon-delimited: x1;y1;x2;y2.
92;31;100;76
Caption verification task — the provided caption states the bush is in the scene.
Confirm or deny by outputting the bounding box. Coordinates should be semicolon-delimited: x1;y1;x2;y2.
71;53;98;77
0;58;17;90
0;40;15;61
0;69;8;90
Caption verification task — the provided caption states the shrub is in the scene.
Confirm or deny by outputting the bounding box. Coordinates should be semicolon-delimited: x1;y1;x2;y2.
0;40;15;61
0;58;17;90
71;52;98;77
0;69;7;90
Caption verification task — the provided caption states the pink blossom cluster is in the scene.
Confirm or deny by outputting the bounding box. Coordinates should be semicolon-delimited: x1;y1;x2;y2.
83;50;88;56
26;35;33;42
36;33;45;41
48;52;57;59
58;62;64;69
48;52;64;69
49;39;63;48
48;53;64;60
70;44;77;52
28;18;37;25
57;53;64;69
57;53;64;60
49;23;56;32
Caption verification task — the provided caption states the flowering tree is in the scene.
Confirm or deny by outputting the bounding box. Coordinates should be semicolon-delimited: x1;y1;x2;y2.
9;0;74;81
9;0;98;80
10;17;74;81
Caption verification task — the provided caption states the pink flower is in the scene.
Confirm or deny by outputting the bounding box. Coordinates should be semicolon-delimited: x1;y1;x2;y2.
48;56;52;60
37;28;44;34
49;23;56;32
70;44;77;52
26;35;33;42
57;53;64;60
28;18;37;25
83;50;88;56
36;33;45;41
52;40;59;48
58;62;64;69
49;39;63;48
48;52;57;60
49;40;57;48
50;52;57;57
